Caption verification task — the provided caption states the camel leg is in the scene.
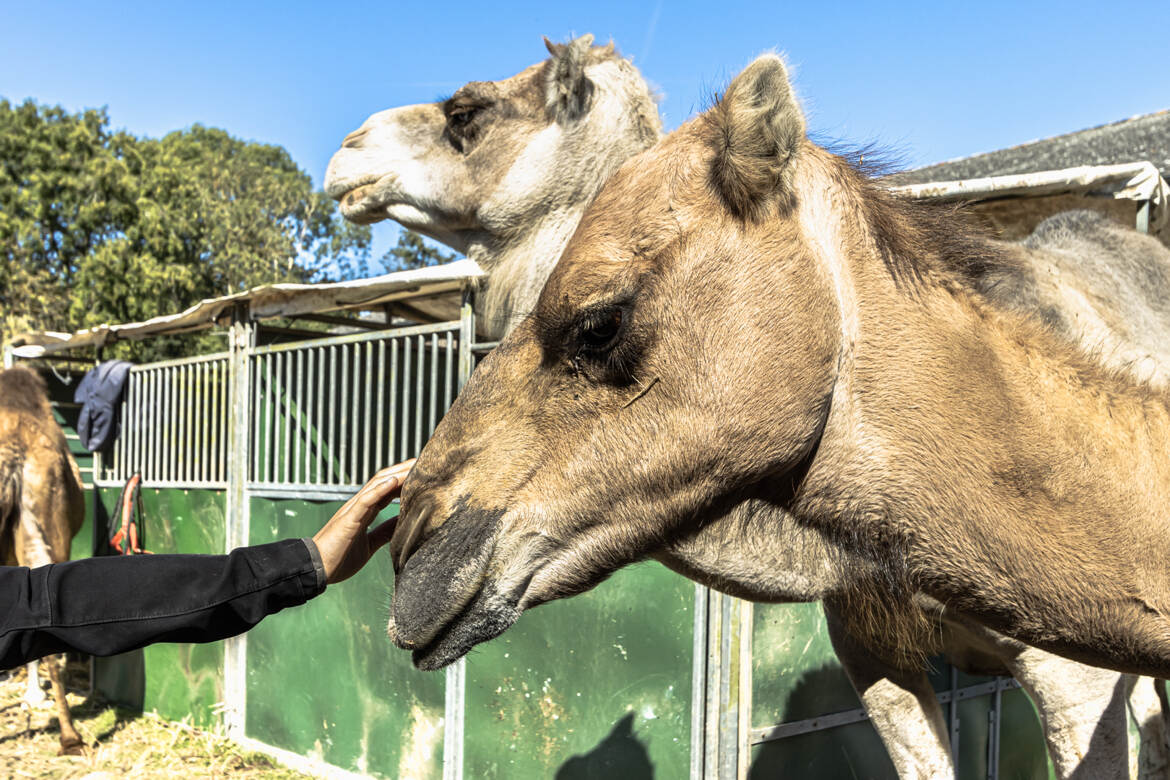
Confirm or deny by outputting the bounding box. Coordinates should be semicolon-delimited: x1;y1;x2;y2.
24;661;46;706
17;485;85;756
43;654;84;755
951;619;1132;780
825;606;954;779
1126;677;1170;780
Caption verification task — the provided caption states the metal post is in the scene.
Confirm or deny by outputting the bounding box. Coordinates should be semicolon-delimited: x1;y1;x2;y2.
224;304;253;740
1137;200;1151;235
949;667;961;764
987;685;1001;780
443;287;476;780
690;584;709;780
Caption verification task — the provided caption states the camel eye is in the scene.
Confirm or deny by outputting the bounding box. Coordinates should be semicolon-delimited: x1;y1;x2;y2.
448;106;478;128
579;309;623;353
446;102;487;137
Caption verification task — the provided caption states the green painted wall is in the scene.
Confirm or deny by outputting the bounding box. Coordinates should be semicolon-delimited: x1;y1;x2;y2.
92;486;226;727
749;602;1052;778
463;562;694;780
246;496;445;779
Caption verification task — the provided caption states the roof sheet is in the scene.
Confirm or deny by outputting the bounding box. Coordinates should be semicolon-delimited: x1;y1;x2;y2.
10;259;484;358
887;110;1170;186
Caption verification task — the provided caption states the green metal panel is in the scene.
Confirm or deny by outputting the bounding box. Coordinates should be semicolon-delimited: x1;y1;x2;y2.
92;486;226;726
750;602;1052;778
246;496;445;779
463;562;694;779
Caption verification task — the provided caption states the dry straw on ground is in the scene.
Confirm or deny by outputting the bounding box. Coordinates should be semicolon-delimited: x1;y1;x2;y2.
1;661;308;779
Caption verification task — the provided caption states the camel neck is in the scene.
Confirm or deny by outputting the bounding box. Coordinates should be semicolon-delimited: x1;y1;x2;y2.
795;276;1170;673
468;207;592;340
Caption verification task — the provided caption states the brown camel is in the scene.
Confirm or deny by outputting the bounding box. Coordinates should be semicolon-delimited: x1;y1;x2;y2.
387;52;1170;690
329;39;1170;776
1;365;86;754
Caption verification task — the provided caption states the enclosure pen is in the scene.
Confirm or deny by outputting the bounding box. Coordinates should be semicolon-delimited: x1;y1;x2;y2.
12;244;1143;777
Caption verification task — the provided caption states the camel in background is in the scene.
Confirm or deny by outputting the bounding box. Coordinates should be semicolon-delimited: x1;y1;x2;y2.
1;365;86;754
325;34;660;340
328;39;1170;777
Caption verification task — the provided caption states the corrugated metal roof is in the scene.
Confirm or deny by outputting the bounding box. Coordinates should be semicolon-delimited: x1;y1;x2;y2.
887;110;1170;186
9;259;484;357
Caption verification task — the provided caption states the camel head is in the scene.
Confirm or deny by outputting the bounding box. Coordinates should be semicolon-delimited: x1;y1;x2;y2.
387;56;848;670
325;36;661;331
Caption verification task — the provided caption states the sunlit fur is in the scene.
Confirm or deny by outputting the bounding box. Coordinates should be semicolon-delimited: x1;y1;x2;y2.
0;366;85;753
324;35;660;339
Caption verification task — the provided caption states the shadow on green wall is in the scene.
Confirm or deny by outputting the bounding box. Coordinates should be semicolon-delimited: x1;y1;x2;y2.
555;713;654;779
750;662;897;779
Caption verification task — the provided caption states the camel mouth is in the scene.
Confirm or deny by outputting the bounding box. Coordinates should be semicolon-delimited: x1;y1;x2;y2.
335;180;391;225
392;581;523;670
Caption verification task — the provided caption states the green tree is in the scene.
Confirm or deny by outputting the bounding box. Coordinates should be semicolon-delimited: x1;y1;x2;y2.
0;100;138;339
1;100;372;361
381;229;455;272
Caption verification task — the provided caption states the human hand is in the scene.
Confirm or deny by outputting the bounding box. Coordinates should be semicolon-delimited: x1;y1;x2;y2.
313;459;415;585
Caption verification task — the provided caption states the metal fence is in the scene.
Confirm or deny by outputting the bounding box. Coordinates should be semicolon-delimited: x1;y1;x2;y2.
97;321;463;493
248;322;460;491
101;353;230;488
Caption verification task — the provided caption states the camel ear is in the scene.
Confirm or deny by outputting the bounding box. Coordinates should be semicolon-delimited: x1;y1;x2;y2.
710;55;806;219
543;34;596;123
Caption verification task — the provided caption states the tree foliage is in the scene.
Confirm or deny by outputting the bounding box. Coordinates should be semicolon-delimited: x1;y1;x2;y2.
0;99;372;360
381;228;455;273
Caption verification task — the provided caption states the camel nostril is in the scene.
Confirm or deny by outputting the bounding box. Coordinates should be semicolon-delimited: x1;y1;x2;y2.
342;128;368;149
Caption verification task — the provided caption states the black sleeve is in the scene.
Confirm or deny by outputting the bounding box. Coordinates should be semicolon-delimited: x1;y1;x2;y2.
1;539;324;669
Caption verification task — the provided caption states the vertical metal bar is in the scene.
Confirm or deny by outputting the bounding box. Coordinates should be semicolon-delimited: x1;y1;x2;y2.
444;658;466;780
414;334;424;454
295;349;304;484
158;368;167;483
717;595;740;780
315;347;324;484
223;308;252;739
202;364;209;484
129;372;138;477
327;346;337;485
703;589;721;780
737;600;753;780
444;331;454;412
401;337;411;459
181;364;189;482
141;370;148;479
118;373;129;478
205;363;213;484
949;666;960;763
1137;200;1151;234
339;345;349;484
458;290;475;393
428;333;438;436
376;340;386;470
690;584;709;780
153;369;160;482
282;351;292;485
988;685;1002;780
363;341;373;480
265;354;274;484
197;362;205;484
213;362;221;483
389;339;400;463
303;348;313;485
348;343;358;481
250;358;259;484
166;366;174;483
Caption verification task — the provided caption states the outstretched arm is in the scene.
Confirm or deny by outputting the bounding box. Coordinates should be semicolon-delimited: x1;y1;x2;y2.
1;462;411;669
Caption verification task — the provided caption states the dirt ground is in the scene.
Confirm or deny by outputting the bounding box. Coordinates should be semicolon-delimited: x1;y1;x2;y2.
0;660;309;779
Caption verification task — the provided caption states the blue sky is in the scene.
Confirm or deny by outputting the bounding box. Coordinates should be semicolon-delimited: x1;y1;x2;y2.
3;1;1167;264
